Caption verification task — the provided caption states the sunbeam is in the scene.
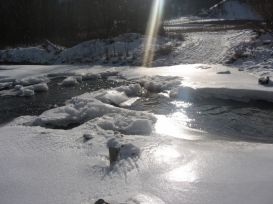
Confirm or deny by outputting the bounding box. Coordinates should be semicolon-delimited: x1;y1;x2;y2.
143;0;165;67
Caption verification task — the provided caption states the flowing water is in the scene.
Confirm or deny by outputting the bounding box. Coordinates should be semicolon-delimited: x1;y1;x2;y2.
1;77;273;143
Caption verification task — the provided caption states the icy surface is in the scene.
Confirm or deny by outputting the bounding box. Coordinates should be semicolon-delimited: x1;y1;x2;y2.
1;28;273;203
1;123;273;204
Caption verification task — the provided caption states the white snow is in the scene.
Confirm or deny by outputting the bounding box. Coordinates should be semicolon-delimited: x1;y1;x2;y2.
122;64;273;102
17;86;35;97
154;30;256;66
228;32;273;78
0;47;58;64
29;93;156;130
0;34;178;66
91;84;142;107
2;119;273;204
102;90;129;106
13;82;49;97
60;76;80;87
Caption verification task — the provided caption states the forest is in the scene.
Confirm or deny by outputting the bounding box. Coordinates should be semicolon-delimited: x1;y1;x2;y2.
0;0;272;48
0;0;220;47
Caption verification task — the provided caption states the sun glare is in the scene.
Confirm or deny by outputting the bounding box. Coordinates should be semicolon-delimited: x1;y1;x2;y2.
143;0;165;67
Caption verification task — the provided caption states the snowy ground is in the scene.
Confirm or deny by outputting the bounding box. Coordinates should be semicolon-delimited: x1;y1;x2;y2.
0;29;258;68
154;30;255;66
1;63;273;204
228;32;273;78
0;34;179;66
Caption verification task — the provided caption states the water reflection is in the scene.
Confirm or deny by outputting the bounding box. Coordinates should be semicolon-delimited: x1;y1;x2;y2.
153;146;180;163
167;161;198;182
155;108;203;140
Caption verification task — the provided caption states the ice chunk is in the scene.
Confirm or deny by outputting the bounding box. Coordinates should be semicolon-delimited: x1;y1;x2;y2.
18;87;35;97
120;97;140;107
103;90;129;106
61;76;79;87
0;82;13;90
97;114;155;136
123;119;153;135
139;76;181;93
116;84;142;97
18;76;48;86
33;83;49;92
32;97;117;128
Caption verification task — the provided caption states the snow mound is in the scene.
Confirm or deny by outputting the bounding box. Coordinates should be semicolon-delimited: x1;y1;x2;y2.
0;34;177;66
139;76;181;93
31;92;156;131
60;76;81;87
14;82;49;97
103;90;129;106
0;40;63;65
92;84;142;106
17;86;35;97
98;115;154;136
17;76;49;86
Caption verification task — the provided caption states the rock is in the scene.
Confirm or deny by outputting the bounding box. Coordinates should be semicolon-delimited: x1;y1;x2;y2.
83;133;93;142
258;76;270;85
263;40;272;45
107;139;121;166
94;199;109;204
217;71;231;75
107;138;140;166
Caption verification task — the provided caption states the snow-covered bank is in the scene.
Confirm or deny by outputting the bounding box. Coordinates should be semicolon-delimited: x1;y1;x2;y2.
2;119;273;204
0;29;258;67
0;34;179;66
1;63;273;203
227;32;273;78
122;64;273;102
154;30;256;66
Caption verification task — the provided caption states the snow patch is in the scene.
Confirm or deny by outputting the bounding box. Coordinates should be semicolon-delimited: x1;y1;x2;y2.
60;76;81;87
31;92;156;131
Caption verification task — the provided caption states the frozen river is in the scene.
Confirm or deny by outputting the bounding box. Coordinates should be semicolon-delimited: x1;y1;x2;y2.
1;65;273;204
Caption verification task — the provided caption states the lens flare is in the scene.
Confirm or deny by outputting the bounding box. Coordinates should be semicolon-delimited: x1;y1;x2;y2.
143;0;165;67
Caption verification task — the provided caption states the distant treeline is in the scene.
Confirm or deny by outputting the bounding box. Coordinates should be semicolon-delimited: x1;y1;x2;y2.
245;0;273;27
0;0;224;48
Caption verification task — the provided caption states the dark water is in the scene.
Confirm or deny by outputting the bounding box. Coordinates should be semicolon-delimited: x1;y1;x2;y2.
184;98;273;143
1;78;273;143
0;77;127;125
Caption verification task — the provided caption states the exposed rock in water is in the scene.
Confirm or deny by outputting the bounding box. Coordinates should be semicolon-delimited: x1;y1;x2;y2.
94;199;109;204
259;76;270;85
